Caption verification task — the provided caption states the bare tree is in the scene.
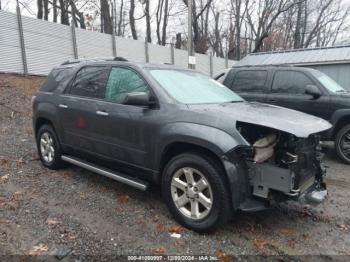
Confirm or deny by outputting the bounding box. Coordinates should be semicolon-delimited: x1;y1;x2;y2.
156;0;169;45
37;0;43;19
100;0;112;33
129;0;138;39
140;0;152;42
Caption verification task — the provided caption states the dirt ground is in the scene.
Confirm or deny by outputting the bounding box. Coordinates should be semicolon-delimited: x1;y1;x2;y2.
1;73;350;260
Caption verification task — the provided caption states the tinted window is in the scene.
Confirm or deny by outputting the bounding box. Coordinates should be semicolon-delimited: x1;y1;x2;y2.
272;71;314;94
231;70;267;92
104;67;149;103
40;68;71;92
70;66;109;98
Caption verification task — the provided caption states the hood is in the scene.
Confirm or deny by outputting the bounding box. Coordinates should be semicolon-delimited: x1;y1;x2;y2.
189;102;332;138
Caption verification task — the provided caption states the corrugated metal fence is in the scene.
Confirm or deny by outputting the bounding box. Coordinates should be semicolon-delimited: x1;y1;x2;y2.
0;10;236;76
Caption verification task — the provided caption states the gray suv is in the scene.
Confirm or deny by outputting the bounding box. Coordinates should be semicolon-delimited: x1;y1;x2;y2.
32;58;331;232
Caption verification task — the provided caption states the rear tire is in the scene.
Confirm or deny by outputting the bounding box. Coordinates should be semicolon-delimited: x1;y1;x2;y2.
36;124;64;170
162;153;232;232
335;124;350;165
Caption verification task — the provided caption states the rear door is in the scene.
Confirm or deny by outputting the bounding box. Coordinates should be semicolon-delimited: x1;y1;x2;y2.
228;69;269;103
266;70;330;118
58;65;110;153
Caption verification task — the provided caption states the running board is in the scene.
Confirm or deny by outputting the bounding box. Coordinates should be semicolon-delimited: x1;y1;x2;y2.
61;155;149;191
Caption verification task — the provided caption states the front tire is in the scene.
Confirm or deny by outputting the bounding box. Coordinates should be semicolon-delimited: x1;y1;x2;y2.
335;124;350;164
36;124;64;170
162;153;232;232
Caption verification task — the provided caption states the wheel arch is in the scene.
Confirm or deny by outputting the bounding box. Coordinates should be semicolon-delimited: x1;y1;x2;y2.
331;112;350;139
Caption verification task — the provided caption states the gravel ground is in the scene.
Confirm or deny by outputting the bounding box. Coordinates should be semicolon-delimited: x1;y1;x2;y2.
1;73;350;260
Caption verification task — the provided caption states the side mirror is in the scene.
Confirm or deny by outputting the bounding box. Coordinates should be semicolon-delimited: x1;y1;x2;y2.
305;85;321;99
123;92;155;107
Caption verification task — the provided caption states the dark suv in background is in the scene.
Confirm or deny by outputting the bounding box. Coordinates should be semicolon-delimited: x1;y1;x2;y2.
33;59;330;232
217;65;350;164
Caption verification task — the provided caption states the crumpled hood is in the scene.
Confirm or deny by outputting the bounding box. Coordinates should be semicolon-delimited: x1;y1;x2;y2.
189;102;332;138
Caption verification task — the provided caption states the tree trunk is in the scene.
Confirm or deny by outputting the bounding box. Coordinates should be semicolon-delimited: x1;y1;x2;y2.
43;0;49;20
37;0;43;19
145;0;152;43
129;0;138;40
294;0;302;49
53;0;58;23
161;0;168;45
117;0;124;36
235;0;242;60
59;0;69;25
101;0;113;34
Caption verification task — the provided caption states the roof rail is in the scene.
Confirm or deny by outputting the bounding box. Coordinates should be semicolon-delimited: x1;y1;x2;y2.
61;57;128;65
232;64;294;68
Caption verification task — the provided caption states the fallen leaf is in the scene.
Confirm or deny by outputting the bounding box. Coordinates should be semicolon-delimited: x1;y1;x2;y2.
46;218;58;225
0;174;9;184
156;223;166;232
169;224;182;234
279;228;293;236
152;246;166;254
13;191;23;200
303;233;312;240
253;239;269;249
214;249;230;262
338;224;349;231
79;192;87;200
0;219;10;224
118;194;129;204
66;233;78;240
16;158;28;165
29;244;49;256
0;159;9;166
100;185;109;193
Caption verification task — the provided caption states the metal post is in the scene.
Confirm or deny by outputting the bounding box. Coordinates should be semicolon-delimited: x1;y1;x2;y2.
111;31;117;57
225;53;229;68
209;52;213;77
188;0;195;69
170;44;175;64
16;3;28;74
71;22;78;59
145;37;149;63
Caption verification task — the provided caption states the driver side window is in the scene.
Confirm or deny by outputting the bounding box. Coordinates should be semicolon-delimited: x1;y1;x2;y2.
105;67;149;103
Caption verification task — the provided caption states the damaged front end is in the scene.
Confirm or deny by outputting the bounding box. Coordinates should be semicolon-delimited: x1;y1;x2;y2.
234;121;327;207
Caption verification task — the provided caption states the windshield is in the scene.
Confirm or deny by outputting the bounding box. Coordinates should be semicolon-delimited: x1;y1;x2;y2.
311;70;347;94
148;69;244;104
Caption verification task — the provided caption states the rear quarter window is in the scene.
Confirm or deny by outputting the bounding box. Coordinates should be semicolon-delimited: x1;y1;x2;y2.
40;68;72;92
231;70;268;92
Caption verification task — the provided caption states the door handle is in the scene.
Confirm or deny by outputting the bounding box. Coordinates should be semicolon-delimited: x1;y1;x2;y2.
268;99;277;103
96;110;109;116
59;104;68;109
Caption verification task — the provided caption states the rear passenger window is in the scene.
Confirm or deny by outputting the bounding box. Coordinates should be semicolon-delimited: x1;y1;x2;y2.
104;67;149;103
272;71;314;94
231;70;267;92
70;66;110;99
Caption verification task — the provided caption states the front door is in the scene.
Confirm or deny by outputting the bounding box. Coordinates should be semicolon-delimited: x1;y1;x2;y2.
266;70;330;119
92;66;159;170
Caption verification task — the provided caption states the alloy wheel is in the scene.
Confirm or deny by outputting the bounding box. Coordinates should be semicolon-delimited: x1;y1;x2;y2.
40;132;55;163
340;130;350;160
171;167;213;220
